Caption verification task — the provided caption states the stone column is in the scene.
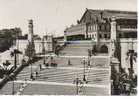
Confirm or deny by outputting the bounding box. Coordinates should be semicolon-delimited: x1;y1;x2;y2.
111;17;117;40
110;17;117;57
110;17;120;73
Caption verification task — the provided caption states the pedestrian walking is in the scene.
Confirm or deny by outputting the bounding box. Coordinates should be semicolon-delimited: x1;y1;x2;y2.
68;59;71;65
30;74;35;80
39;64;42;71
36;71;38;78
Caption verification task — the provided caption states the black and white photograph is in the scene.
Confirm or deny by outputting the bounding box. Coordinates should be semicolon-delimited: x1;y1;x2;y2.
0;0;137;96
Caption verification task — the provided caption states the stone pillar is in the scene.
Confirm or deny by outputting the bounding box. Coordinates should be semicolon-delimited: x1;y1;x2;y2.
111;17;117;40
110;17;120;74
110;17;117;57
111;57;120;73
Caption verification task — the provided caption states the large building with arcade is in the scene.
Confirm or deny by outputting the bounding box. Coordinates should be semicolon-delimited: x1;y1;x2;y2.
64;9;137;74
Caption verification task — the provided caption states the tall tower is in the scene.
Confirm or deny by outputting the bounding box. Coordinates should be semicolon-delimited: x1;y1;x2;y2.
28;19;34;42
27;19;35;59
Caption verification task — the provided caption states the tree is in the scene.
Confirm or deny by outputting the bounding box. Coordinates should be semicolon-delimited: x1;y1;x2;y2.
88;49;92;57
2;60;11;75
0;66;4;78
11;49;22;69
0;27;22;52
92;44;97;55
126;50;137;78
25;42;35;61
0;60;14;77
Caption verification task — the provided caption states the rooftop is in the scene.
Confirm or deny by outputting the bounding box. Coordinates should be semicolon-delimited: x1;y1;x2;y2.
80;9;137;22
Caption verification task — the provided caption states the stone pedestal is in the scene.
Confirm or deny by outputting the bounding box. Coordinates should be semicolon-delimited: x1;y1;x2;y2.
111;57;120;73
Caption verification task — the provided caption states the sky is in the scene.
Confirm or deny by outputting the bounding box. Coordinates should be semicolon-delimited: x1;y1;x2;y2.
0;0;137;37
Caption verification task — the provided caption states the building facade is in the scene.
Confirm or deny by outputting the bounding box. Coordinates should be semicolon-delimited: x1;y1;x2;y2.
64;9;137;74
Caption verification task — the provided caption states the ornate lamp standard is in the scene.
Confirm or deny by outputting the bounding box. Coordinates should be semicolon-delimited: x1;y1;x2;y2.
73;77;82;95
12;75;15;95
82;57;87;82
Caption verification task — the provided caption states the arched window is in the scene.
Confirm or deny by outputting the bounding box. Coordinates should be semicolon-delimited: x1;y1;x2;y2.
100;45;108;53
99;25;101;31
106;24;110;32
99;34;102;38
101;24;105;31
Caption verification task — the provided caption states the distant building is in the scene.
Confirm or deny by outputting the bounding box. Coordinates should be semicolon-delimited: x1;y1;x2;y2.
14;34;54;65
65;9;137;41
0;20;54;66
16;35;54;56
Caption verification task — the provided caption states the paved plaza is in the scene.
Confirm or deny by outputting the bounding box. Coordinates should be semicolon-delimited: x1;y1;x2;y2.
0;42;111;95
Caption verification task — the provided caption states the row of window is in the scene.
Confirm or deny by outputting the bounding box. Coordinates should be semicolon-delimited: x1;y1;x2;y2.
87;24;111;32
98;24;111;31
87;33;110;39
87;25;97;31
88;34;96;39
118;32;137;38
99;34;110;39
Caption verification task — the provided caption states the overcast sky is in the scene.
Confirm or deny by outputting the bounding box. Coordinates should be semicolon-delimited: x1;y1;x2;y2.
0;0;137;37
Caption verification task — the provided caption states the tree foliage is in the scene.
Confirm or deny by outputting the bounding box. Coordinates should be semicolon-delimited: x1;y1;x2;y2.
0;27;22;52
25;42;35;60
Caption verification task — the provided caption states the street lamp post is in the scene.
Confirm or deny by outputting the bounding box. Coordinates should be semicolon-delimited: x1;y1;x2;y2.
10;73;16;95
83;57;86;82
88;49;92;67
12;79;14;95
43;49;46;65
74;77;82;95
42;38;46;65
73;77;84;95
14;50;17;69
29;47;33;79
76;77;79;95
30;62;33;79
12;50;16;95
